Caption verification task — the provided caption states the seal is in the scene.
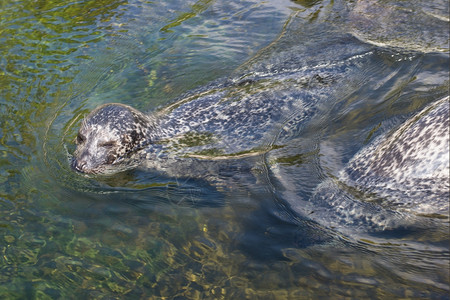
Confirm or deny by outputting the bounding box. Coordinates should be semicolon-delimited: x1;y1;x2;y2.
342;96;449;216
71;65;345;176
306;96;449;233
70;39;376;177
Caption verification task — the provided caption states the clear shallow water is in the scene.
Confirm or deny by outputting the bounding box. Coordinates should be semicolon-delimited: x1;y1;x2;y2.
1;0;449;298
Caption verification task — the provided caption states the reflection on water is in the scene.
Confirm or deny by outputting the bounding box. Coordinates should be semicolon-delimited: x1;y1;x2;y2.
0;0;449;298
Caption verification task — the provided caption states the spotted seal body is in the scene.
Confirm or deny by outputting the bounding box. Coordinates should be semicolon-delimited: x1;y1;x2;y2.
343;96;449;215
71;92;315;177
307;96;449;233
71;40;378;177
71;62;345;177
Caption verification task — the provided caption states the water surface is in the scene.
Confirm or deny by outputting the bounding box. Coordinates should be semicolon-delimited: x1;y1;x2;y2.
1;0;449;298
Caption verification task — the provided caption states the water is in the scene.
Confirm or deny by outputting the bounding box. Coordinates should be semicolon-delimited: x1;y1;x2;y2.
1;0;449;298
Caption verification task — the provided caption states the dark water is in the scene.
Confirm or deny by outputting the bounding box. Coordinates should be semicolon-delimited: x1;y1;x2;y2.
1;0;449;298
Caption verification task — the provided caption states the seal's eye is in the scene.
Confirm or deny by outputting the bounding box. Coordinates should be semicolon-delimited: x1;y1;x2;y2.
99;141;116;148
76;133;85;144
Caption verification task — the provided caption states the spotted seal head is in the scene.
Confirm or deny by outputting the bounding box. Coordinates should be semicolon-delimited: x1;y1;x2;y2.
72;103;156;174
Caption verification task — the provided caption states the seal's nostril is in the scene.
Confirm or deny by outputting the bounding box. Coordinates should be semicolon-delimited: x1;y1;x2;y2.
71;159;86;173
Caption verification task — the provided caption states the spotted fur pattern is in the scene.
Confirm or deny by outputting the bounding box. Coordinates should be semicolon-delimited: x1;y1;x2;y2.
344;96;449;215
72;103;157;174
309;96;449;233
71;45;378;176
71;62;344;176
